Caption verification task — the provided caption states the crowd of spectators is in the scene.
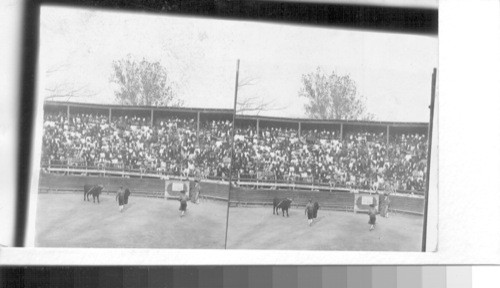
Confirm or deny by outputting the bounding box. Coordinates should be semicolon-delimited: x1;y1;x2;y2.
41;110;428;192
232;126;427;192
41;111;232;179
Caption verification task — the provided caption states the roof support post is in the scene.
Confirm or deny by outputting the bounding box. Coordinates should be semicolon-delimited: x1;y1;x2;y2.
256;119;260;139
386;125;390;146
197;111;200;145
150;109;154;127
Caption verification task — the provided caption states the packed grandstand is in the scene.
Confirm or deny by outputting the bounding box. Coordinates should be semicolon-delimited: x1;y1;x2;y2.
40;102;428;193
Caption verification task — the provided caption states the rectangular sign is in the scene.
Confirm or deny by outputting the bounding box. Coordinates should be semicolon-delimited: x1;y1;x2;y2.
172;183;184;192
361;196;374;205
353;193;379;213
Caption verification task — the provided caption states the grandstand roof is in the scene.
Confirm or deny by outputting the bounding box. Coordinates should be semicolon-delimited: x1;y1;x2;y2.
45;100;234;114
235;114;428;128
44;100;429;128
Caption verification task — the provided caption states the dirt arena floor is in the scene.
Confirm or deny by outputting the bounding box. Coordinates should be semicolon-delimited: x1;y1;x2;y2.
226;207;423;251
35;193;228;249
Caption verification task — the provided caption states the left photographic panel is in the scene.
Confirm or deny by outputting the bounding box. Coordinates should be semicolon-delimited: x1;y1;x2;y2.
27;6;235;249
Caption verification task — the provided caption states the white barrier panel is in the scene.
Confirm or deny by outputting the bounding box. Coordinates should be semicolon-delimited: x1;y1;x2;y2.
164;179;190;198
353;193;379;213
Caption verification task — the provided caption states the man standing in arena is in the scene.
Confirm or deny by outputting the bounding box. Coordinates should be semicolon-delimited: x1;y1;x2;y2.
116;186;125;213
192;180;201;204
368;204;377;231
179;189;189;217
305;199;315;226
381;193;391;218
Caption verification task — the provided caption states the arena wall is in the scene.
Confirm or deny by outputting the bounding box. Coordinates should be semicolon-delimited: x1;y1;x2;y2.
37;173;422;214
199;182;230;199
229;187;354;211
38;173;229;200
229;187;424;215
38;173;164;194
389;195;425;215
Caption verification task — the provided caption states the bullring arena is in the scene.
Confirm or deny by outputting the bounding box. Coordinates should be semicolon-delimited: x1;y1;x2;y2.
36;173;424;250
226;186;424;251
35;173;229;249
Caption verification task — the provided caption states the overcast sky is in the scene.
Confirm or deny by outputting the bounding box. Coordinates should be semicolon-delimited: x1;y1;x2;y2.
38;6;437;122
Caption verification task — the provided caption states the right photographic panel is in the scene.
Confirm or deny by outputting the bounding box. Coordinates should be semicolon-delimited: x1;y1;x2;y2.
225;20;437;251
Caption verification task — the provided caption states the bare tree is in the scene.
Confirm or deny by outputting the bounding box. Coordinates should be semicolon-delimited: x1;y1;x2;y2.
45;84;97;102
236;75;286;115
299;67;374;120
44;63;98;102
110;55;183;107
42;11;101;103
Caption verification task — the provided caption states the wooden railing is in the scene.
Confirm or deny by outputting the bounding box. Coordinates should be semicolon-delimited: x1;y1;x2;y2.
42;165;230;183
40;166;424;198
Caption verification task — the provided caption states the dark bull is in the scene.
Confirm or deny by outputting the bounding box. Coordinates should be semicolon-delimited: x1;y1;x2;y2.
273;197;292;217
83;184;104;203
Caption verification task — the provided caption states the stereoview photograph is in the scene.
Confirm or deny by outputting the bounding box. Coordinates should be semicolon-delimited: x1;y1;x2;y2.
30;5;437;251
